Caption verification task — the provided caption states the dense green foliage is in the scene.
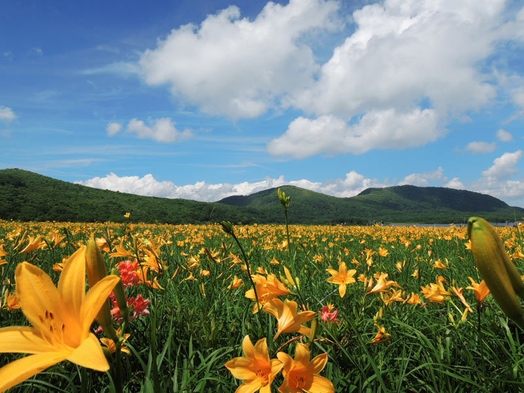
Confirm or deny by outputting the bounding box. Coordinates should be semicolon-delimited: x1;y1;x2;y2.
1;168;523;224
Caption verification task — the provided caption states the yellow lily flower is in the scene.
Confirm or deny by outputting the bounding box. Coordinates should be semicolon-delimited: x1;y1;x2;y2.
263;299;316;340
0;247;120;392
421;280;451;303
367;272;400;294
228;275;243;290
19;235;47;253
369;324;391;345
225;335;283;393
277;343;334;393
245;274;293;313
109;240;134;258
466;277;490;304
326;262;357;298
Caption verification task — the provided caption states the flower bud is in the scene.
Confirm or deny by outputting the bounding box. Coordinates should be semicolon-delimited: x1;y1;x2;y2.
468;217;524;329
111;268;129;324
86;237;117;338
278;188;291;209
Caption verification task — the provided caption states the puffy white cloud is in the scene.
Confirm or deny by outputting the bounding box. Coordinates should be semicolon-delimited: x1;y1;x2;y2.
134;0;522;158
497;129;513;142
107;122;122;136
77;171;390;202
482;150;522;179
267;108;441;158
293;0;502;117
78;164;524;207
78;173;289;202
470;150;524;206
399;167;446;187
139;0;339;119
465;141;497;154
268;0;521;158
0;106;16;122
126;118;193;143
444;177;466;190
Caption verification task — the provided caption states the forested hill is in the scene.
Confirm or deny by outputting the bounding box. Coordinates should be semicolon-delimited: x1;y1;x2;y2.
218;184;524;224
1;168;523;224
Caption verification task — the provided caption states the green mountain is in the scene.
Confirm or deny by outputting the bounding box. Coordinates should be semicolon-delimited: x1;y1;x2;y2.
218;184;524;224
1;168;522;224
0;168;255;224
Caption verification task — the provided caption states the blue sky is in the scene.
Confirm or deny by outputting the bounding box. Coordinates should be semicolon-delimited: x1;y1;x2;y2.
2;0;524;208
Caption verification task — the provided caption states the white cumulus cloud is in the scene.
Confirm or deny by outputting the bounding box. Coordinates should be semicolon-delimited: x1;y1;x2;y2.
77;164;524;207
399;167;446;187
126;118;193;143
0;106;16;122
107;122;122;136
470;150;524;205
465;141;497;154
293;0;502;117
77;171;392;202
139;0;340;119
267;108;441;158
271;0;520;158
497;129;513;142
482;150;522;179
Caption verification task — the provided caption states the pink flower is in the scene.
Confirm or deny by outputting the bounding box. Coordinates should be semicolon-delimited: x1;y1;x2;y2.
110;292;150;322
116;260;141;288
128;294;150;320
320;305;340;323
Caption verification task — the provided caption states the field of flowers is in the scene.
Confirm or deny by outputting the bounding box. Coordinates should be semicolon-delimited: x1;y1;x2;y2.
1;209;524;392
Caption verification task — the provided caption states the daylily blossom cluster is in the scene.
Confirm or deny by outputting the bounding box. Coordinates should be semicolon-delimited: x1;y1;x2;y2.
225;335;334;393
226;270;333;392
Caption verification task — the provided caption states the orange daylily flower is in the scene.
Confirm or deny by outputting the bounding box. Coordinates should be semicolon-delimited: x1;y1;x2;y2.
19;235;47;253
378;247;389;257
405;292;422;305
245;274;293;313
109;240;134;259
421;280;451;303
466;277;490;304
277;343;334;393
381;289;405;306
433;259;447;269
263;299;316;340
326;262;357;298
367;273;400;294
0;247;120;392
225;335;283;393
3;289;20;310
369;324;391;344
228;275;243;290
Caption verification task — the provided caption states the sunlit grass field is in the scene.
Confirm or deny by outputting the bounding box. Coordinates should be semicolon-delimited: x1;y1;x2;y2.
1;215;524;392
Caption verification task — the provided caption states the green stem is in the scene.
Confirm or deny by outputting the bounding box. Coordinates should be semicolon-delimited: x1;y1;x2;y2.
150;299;161;392
230;230;261;313
477;302;485;376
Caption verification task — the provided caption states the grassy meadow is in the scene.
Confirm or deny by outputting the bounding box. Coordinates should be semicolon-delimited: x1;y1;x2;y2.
1;215;524;392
